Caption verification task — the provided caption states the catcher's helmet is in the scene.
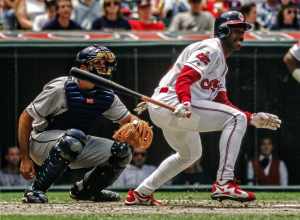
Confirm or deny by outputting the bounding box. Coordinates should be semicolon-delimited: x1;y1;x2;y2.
214;10;252;39
76;45;117;78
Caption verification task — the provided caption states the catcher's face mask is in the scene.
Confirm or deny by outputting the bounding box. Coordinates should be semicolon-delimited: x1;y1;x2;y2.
76;45;117;79
87;50;117;78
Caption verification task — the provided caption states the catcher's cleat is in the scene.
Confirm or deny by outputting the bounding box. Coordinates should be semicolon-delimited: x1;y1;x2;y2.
211;181;256;202
70;183;120;202
124;189;162;206
22;190;48;203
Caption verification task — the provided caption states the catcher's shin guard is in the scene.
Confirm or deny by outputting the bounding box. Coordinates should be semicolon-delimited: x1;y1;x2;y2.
71;141;132;201
32;129;86;192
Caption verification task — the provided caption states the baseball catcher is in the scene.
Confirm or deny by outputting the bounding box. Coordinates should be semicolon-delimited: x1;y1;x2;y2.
18;44;152;203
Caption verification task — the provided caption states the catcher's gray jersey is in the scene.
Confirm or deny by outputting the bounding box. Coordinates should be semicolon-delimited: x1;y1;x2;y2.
26;76;130;169
26;76;130;136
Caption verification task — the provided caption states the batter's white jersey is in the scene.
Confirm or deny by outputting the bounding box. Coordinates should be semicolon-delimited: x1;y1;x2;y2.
154;38;228;104
290;41;300;61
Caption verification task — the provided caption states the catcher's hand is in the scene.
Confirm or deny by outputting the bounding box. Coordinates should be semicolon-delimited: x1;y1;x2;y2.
113;119;153;149
250;112;282;130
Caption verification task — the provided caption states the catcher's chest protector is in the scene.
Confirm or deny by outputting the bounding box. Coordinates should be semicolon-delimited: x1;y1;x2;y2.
46;79;115;133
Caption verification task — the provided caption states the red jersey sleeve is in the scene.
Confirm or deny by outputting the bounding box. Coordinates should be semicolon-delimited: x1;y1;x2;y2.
175;65;201;103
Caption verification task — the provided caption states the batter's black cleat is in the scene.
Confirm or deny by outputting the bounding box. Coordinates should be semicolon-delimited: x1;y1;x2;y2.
22;190;48;203
70;183;120;202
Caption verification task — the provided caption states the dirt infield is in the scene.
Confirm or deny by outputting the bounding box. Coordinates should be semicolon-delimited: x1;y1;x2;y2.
1;200;300;216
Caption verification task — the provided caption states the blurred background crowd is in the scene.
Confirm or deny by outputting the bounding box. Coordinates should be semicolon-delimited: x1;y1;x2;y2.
0;0;299;31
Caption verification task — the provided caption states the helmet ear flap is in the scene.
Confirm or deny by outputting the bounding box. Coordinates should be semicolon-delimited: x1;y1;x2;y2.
218;24;231;39
223;25;231;38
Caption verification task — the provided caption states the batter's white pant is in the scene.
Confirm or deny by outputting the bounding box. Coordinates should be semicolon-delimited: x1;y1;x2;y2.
136;99;247;195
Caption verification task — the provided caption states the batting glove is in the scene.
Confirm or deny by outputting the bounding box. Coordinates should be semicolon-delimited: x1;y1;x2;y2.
250;112;282;130
173;102;192;118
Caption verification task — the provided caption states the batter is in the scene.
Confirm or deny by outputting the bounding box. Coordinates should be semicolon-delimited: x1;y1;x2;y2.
125;11;282;205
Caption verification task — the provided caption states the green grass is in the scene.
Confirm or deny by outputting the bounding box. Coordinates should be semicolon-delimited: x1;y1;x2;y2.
1;191;300;203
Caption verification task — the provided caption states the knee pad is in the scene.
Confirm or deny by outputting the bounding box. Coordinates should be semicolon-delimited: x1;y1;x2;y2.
110;141;132;168
57;129;87;161
32;129;86;192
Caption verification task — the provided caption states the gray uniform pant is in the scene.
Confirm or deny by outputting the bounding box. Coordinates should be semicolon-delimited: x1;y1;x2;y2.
29;130;113;169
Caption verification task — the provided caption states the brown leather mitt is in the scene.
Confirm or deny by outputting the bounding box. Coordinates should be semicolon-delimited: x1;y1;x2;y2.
113;119;153;149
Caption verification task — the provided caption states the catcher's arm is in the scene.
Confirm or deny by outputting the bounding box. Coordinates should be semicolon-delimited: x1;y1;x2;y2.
18;110;36;180
118;113;139;125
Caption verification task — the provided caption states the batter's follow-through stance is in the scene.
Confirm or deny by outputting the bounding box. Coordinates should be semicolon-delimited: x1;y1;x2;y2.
125;11;282;206
18;45;152;203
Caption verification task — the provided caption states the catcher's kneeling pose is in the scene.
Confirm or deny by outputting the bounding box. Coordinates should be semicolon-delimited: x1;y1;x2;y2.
18;45;152;203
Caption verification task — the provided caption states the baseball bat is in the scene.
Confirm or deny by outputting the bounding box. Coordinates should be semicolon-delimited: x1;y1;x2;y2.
69;67;176;112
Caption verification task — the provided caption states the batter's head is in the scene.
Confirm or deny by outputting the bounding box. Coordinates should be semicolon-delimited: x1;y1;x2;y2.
214;10;252;39
76;45;117;78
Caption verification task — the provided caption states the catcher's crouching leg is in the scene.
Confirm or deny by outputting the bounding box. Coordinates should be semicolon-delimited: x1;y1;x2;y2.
70;141;132;202
23;129;86;203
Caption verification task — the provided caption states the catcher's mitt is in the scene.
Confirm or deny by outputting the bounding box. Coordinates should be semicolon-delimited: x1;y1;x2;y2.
113;119;153;149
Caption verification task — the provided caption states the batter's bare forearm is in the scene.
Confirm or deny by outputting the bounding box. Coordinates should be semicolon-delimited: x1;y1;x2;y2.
18;110;33;160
